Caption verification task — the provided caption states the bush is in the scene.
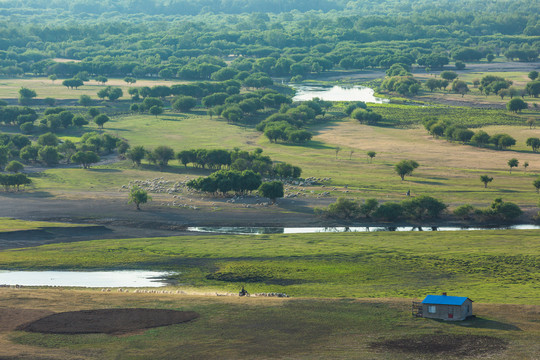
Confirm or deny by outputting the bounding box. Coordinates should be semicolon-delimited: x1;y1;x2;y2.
401;195;447;220
373;202;403;221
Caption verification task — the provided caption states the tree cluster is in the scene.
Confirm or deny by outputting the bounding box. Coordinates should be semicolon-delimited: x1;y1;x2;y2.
423;119;517;150
316;196;447;221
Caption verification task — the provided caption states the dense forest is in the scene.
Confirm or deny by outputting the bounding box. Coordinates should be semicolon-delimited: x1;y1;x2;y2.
0;0;538;80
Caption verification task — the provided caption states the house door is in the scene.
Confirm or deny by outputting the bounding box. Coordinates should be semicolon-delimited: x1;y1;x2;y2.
448;307;454;319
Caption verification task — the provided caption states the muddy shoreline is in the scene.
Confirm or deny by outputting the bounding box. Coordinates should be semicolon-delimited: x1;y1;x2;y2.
1;193;537;250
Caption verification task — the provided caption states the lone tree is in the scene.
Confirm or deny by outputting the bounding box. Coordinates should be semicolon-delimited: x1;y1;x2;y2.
534;178;540;193
258;181;284;204
395;160;419;181
62;78;83;89
149;105;163;118
18;87;37;105
507;158;519;173
523;161;529;172
94;114;110;129
128;186;151;210
526;137;540;152
367;151;376;163
528;70;539;81
440;71;458;82
506;98;528;113
480;175;493;188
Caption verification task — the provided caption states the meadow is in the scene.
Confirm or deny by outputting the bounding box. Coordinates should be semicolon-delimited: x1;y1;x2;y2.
1;289;538;360
1;230;538;304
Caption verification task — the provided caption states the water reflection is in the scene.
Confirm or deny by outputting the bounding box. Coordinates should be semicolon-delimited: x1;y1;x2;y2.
188;225;540;235
0;270;172;287
291;84;389;103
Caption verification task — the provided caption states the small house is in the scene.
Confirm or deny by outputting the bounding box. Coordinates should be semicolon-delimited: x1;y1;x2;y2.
413;293;473;321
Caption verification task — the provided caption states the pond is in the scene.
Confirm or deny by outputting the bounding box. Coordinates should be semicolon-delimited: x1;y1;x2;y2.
0;270;172;287
291;84;389;103
187;225;540;235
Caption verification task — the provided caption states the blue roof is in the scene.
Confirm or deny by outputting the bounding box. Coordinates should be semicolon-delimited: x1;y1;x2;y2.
422;295;470;305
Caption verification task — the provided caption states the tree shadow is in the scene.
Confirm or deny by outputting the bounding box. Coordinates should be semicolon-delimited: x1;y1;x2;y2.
408;179;446;186
276;140;334;150
439;316;522;331
0;190;54;198
87;168;121;173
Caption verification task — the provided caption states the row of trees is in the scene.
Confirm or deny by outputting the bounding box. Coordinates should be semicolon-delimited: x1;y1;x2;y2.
423;119;518;150
317;196;447;221
0;173;31;191
127;146;302;178
319;196;523;222
187;170;284;203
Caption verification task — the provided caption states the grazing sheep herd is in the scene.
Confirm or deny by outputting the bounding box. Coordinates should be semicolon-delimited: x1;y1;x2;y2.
2;285;289;298
120;176;350;209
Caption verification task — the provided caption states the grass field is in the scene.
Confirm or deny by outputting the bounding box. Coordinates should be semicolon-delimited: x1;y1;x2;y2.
1;289;538;359
0;77;186;101
0;218;90;232
1;230;538;304
20;107;540;209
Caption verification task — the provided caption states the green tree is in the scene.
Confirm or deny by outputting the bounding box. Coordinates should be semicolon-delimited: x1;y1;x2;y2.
258;181;284;204
323;197;360;219
506;98;528;113
172;96;197;112
38;132;59;146
360;198;379;218
440;71;458;82
526;137;540;152
367;151;376;163
94;114;110;129
395;160;419;180
71;151;100;169
150;146;174;170
128;186;151;210
38;146;59;166
451;80;469;97
534;178;540;193
401;195;447;219
78;95;92;106
5;160;24;173
525;81;540;97
149;105;163;118
18;87;37;105
62;79;83;89
124;77;136;85
507;158;519;173
480;175;493;188
127;146;146;166
528;71;539;81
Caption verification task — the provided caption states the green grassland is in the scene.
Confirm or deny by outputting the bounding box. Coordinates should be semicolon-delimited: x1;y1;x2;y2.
0;217;89;232
2;289;538;360
1;230;538;304
22;106;540;208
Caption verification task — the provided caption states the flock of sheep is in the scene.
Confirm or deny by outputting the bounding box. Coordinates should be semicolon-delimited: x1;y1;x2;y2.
120;176;349;209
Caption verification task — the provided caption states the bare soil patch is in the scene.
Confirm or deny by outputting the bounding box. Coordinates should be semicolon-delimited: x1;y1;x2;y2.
18;308;199;335
370;334;507;357
0;308;54;332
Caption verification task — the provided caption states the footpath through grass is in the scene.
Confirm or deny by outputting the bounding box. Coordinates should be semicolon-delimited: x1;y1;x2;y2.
1;230;538;304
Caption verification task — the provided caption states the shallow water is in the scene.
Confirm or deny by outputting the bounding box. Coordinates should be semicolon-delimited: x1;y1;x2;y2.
291;84;389;103
187;225;540;235
0;270;172;287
